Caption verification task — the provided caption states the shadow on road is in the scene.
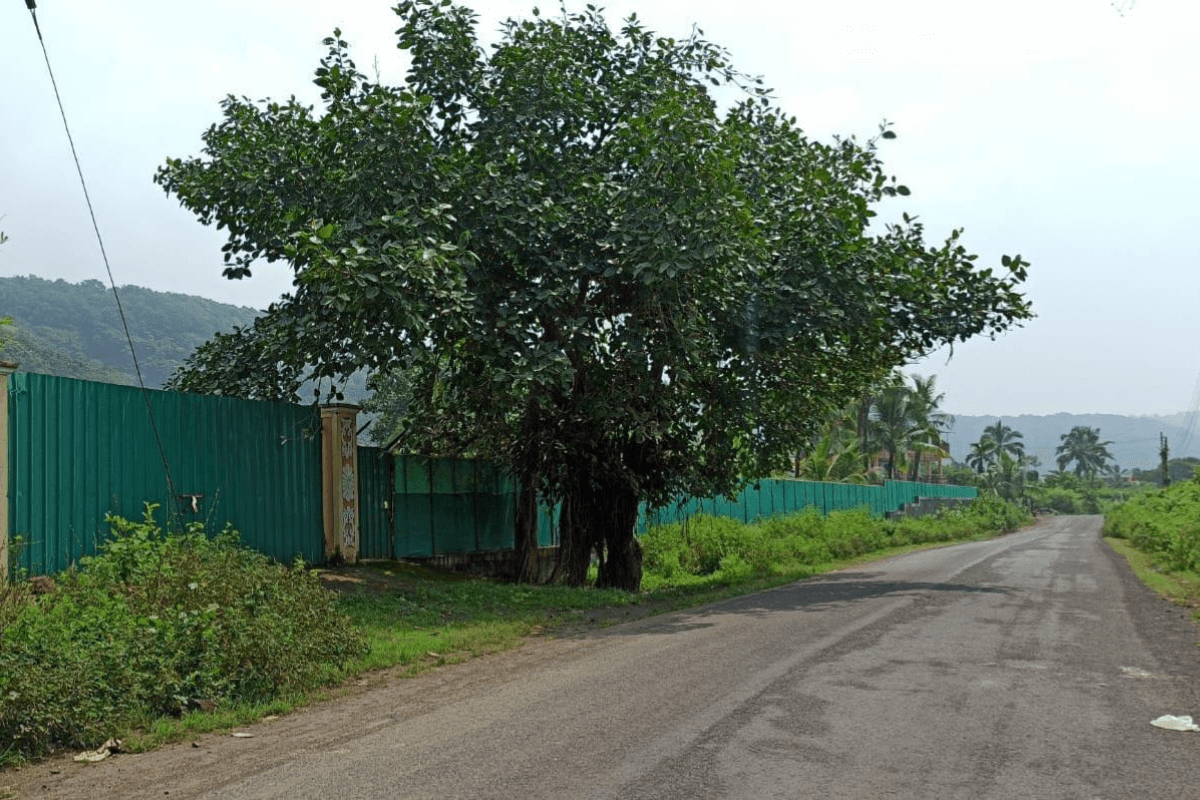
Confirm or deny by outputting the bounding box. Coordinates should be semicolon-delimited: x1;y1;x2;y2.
569;571;1011;639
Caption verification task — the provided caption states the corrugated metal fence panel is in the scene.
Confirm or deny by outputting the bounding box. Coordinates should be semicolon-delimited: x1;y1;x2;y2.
394;456;432;558
8;372;324;575
392;455;520;557
357;446;392;559
636;478;971;534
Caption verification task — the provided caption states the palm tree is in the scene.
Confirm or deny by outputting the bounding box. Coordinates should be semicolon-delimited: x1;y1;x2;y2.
1105;462;1129;488
965;421;1024;474
966;437;997;473
863;372;954;481
796;422;867;483
905;373;954;482
868;380;916;480
1056;426;1114;478
982;451;1028;503
982;420;1025;461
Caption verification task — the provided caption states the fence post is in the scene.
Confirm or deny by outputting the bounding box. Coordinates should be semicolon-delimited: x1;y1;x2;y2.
320;403;361;564
0;361;17;580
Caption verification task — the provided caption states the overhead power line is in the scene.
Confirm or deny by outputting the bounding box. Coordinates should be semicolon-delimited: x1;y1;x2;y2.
22;0;178;513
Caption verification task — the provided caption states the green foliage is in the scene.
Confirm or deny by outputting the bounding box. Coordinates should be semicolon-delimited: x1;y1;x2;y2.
1056;425;1114;478
0;506;364;762
1104;478;1200;572
966;420;1025;473
1026;471;1137;515
0;319;135;384
158;2;1031;590
864;372;953;481
640;496;1029;590
794;422;866;483
1132;457;1200;487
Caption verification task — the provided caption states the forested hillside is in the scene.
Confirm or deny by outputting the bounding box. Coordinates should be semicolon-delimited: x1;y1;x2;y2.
0;275;260;387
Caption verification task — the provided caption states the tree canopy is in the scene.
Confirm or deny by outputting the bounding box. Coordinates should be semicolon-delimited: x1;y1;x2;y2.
158;1;1032;589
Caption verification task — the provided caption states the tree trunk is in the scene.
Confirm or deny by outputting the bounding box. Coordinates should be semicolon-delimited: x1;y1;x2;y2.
512;480;540;583
557;469;642;591
595;486;642;591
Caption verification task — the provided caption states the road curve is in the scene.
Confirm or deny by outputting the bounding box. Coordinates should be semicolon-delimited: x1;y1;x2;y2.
13;516;1200;799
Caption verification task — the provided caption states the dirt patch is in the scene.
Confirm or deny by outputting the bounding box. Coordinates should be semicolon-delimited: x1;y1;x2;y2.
315;559;474;595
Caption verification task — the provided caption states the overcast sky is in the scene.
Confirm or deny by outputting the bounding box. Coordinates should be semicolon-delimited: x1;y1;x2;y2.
2;0;1196;417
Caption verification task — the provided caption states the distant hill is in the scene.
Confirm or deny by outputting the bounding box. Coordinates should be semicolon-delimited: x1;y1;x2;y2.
0;275;260;388
5;274;1197;462
945;413;1198;474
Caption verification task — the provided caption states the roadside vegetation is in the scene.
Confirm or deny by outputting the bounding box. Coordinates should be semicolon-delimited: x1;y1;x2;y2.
1104;476;1200;574
0;495;1028;766
1103;472;1200;621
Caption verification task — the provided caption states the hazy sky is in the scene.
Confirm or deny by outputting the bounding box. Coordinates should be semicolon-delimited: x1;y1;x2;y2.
2;0;1197;417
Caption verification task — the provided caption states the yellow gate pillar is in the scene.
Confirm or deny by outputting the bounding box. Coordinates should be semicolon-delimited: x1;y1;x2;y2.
320;403;360;564
0;360;18;580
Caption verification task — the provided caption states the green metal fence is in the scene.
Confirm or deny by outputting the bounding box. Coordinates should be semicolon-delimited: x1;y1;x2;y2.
388;455;975;559
391;456;558;559
7;372;325;575
5;371;976;574
639;478;975;531
357;445;393;560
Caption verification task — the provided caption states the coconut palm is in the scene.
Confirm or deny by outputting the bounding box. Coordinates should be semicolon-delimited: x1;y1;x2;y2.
905;373;954;482
982;451;1028;503
966;437;997;473
1056;426;1114;478
1105;462;1129;488
863;372;953;481
965;420;1025;474
796;422;867;483
981;420;1025;461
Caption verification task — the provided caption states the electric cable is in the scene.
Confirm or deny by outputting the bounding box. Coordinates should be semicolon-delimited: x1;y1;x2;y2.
23;0;179;515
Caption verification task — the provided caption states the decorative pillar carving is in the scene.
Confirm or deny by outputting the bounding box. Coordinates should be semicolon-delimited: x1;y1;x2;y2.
320;403;360;564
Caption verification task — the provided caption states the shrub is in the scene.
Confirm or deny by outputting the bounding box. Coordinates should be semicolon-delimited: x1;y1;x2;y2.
639;496;1027;589
1105;479;1200;572
0;505;365;762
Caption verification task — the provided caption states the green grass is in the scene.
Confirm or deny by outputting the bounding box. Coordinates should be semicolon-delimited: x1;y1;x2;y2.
2;495;1028;765
1105;536;1200;618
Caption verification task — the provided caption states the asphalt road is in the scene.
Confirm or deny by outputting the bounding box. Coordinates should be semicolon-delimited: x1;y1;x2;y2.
12;516;1200;799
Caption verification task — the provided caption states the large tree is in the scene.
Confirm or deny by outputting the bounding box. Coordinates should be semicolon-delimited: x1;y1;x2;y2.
158;2;1031;590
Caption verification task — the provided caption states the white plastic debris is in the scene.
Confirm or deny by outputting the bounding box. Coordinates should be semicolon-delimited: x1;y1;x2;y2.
1150;715;1200;732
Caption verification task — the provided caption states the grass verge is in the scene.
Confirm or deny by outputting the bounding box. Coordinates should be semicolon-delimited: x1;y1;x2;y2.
1104;536;1200;618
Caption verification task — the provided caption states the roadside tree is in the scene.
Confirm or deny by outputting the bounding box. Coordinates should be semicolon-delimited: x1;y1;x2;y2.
158;2;1031;589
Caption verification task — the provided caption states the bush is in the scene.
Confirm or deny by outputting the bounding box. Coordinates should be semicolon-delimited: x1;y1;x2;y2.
0;505;365;762
1104;479;1200;572
639;496;1028;589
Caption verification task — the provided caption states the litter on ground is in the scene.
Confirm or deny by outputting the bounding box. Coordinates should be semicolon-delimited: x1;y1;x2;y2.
1150;715;1200;732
